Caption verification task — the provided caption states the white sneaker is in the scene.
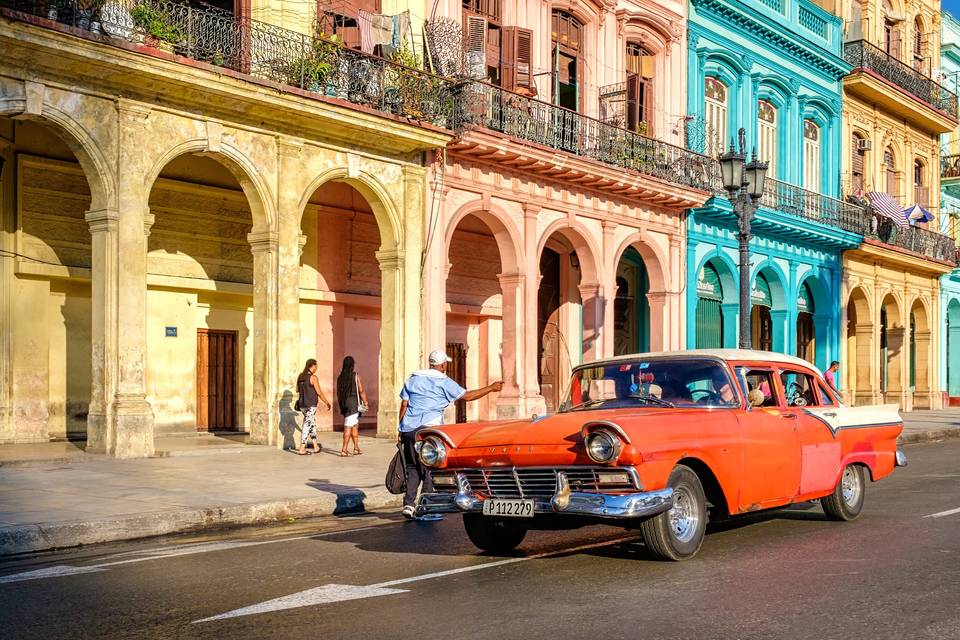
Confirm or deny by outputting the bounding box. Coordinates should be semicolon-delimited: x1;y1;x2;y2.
402;505;416;519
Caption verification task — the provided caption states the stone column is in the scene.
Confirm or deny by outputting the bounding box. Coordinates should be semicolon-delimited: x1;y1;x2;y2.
401;167;425;381
600;221;617;358
0;139;12;440
274;139;304;446
377;249;405;436
721;303;739;349
853;323;876;406
771;309;789;354
578;283;604;361
914;329;933;409
248;230;278;445
886;327;906;409
522;204;545;416
85;207;118;452
496;273;524;419
646;291;678;352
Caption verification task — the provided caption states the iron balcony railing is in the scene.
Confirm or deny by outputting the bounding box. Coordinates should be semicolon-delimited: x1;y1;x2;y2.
866;215;958;264
0;0;457;127
943;154;960;179
843;40;959;119
451;82;720;193
759;177;868;235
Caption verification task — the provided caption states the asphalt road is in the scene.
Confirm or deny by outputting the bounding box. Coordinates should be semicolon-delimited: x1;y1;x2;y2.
2;441;959;640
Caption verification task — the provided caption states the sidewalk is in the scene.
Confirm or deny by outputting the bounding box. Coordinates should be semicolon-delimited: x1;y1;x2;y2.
0;432;400;556
1;410;959;557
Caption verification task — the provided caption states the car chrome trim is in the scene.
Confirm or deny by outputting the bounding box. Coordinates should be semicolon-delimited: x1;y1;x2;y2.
895;449;908;467
417;429;456;447
580;420;632;445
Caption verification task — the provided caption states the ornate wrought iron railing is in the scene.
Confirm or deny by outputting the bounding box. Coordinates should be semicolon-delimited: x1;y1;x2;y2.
865;216;958;264
598;82;627;127
943;153;960;179
0;0;457;127
451;82;721;193
759;177;868;235
843;40;959;119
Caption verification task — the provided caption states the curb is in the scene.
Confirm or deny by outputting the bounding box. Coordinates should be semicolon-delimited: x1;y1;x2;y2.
0;488;402;557
898;427;960;444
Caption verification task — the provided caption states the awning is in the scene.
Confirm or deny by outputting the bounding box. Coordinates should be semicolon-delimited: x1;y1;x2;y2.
751;273;772;308
867;192;909;228
904;204;935;225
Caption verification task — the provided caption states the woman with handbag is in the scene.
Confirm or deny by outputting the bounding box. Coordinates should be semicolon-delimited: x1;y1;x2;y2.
336;356;368;457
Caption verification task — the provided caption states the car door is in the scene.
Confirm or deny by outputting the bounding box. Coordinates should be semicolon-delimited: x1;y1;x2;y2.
735;367;802;511
780;368;843;499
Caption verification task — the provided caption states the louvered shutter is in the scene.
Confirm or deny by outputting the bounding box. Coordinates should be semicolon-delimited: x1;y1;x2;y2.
465;14;487;79
626;72;640;132
502;27;533;91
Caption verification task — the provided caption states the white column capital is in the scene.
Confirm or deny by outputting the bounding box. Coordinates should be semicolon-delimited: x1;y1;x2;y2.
85;208;120;233
376;249;405;271
248;230;279;253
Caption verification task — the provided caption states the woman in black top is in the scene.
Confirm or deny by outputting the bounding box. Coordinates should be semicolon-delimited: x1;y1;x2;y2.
336;356;368;456
296;358;331;455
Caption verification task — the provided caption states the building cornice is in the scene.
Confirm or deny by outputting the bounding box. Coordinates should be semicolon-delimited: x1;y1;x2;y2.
690;0;851;80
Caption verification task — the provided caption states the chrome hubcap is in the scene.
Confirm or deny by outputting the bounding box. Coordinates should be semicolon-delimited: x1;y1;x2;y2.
841;467;861;507
668;487;700;544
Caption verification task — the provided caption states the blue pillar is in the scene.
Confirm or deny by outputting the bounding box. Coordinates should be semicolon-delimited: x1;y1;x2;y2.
686;237;699;348
771;309;789;354
722;303;739;348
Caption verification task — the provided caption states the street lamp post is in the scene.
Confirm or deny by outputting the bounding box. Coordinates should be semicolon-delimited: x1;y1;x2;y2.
719;128;769;350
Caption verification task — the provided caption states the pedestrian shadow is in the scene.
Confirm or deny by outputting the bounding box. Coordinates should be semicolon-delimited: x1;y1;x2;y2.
278;390;299;451
304;478;392;517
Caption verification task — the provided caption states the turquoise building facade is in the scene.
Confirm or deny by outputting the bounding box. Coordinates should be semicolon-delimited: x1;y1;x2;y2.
685;0;861;371
939;11;960;401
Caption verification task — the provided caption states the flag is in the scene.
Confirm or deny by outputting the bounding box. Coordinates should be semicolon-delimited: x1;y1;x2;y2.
866;192;909;228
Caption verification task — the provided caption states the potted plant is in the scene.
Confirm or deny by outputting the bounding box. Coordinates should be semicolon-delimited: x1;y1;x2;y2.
130;4;183;53
76;0;103;30
46;0;65;21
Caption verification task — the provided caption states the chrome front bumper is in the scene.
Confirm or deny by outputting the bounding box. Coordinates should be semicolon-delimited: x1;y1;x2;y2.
417;471;674;520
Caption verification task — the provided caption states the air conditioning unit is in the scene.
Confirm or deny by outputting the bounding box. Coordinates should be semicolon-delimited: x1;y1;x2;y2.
857;138;873;151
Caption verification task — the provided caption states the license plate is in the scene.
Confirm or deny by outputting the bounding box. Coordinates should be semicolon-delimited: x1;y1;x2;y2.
482;499;534;518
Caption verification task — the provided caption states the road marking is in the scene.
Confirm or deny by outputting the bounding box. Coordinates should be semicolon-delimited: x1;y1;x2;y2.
194;534;641;623
0;524;388;585
924;507;960;519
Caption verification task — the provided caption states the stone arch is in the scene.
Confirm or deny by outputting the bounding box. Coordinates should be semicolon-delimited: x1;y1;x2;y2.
880;291;905;403
537;219;602;285
692;251;738;349
752;260;788;310
298;167;402;251
0;100;114;211
946;298;960;397
796;272;831;368
444;200;523;274
846;285;874;405
144;139;275;233
751;261;788;352
695;250;738;304
611;233;669;294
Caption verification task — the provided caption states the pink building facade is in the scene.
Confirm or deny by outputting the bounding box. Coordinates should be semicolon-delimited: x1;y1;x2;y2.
422;0;714;421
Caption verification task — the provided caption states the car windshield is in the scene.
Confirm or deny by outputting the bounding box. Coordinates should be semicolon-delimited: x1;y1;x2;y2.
559;358;740;412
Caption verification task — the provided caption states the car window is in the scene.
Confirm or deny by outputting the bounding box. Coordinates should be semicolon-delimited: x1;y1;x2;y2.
816;381;838;406
780;369;819;407
743;369;779;408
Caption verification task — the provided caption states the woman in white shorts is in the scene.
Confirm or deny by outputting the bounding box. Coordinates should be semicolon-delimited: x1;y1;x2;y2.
336;356;368;456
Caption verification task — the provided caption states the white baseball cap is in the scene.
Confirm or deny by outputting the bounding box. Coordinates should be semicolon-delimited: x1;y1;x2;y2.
428;349;453;365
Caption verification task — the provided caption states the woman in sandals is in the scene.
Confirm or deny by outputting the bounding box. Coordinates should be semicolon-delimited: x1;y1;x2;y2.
336;356;368;457
296;358;331;455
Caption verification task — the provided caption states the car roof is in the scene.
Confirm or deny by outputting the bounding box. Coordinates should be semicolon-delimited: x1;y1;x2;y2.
580;349;824;376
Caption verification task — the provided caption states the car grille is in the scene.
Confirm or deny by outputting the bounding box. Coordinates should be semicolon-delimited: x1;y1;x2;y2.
431;467;635;498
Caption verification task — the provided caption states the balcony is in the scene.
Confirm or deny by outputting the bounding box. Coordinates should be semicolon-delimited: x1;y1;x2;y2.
759;178;868;236
943;154;960;180
843;40;958;133
451;82;719;200
865;215;958;265
0;0;457;129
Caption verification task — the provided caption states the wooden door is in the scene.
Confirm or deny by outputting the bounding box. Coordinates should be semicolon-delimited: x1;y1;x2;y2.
197;329;238;431
446;342;468;423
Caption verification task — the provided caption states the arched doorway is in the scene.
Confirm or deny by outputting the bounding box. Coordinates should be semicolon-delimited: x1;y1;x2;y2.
2;117;98;443
299;181;384;436
446;213;507;422
880;293;904;404
613;246;649;355
797;280;816;363
537;227;599;413
751;272;774;351
909;298;931;409
694;256;737;349
145;153;259;434
947;298;960;399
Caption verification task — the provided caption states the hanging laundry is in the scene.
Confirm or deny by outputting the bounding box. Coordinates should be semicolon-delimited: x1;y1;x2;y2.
371;14;393;47
396;11;411;47
357;10;374;54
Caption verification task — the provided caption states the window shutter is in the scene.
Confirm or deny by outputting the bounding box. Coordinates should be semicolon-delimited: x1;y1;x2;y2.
852;135;865;174
626;72;640;132
465;14;488;79
502;27;533;91
890;28;902;59
640;55;655;79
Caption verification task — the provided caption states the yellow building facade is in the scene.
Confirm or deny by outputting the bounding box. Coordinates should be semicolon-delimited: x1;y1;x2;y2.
839;0;958;409
0;7;450;455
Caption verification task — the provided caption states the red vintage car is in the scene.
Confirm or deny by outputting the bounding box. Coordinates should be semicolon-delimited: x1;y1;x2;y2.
416;349;905;560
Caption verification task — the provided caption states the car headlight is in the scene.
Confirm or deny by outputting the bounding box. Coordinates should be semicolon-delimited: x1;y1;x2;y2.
584;430;622;465
419;436;447;468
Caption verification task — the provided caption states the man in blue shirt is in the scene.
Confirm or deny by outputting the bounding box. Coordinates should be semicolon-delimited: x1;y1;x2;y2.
398;349;503;517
